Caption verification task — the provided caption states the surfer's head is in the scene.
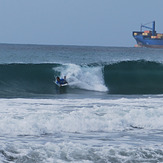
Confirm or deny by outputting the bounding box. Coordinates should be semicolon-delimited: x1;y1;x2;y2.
57;77;60;81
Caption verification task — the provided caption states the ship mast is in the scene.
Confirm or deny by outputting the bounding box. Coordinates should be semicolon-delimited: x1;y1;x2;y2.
140;21;156;36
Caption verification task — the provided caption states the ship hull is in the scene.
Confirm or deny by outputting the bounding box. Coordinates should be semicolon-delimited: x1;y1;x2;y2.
133;34;163;48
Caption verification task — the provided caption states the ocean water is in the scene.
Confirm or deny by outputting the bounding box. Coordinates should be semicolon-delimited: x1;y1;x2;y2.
0;44;163;163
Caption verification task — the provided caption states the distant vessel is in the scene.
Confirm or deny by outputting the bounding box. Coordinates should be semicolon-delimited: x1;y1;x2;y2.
133;21;163;48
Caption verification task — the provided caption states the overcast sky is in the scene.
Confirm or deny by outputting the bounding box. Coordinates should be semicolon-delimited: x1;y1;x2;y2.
0;0;163;47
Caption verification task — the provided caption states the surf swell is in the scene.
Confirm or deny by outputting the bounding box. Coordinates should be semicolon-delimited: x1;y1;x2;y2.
104;60;163;94
0;60;163;97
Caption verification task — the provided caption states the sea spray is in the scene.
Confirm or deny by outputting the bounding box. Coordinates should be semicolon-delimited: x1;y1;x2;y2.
54;63;108;92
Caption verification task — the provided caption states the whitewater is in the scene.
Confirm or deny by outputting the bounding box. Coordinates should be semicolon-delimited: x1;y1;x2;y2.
0;44;163;162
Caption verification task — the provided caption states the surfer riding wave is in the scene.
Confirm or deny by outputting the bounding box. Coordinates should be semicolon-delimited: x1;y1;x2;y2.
56;76;68;87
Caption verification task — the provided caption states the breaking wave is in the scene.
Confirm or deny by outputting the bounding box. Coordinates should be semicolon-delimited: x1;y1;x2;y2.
0;60;163;97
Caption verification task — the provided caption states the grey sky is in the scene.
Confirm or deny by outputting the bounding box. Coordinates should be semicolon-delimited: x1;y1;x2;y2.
0;0;163;47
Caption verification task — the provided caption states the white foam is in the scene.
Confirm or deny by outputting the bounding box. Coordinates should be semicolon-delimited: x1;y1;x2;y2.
54;64;108;92
0;97;163;136
2;141;162;163
0;97;163;162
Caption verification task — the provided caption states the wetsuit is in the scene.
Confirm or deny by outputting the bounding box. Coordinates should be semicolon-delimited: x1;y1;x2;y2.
57;79;67;84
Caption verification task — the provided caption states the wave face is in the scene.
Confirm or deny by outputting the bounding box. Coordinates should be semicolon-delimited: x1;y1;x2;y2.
0;64;57;97
1;60;163;97
104;60;163;94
